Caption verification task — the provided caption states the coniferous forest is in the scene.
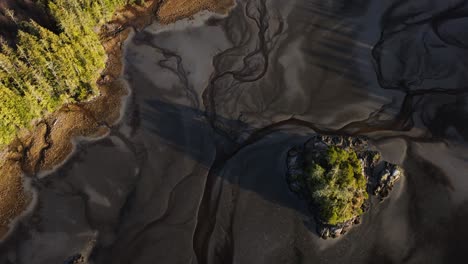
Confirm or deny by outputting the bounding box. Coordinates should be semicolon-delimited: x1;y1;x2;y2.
0;0;141;146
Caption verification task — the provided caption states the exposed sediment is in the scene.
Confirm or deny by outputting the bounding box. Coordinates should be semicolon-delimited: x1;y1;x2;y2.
0;0;234;241
0;0;463;262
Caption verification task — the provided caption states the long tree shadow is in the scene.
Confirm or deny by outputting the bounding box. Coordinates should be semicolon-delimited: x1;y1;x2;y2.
141;98;312;217
141;99;314;204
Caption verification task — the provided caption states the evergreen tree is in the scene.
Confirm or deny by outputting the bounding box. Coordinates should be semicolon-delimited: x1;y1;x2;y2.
0;0;140;146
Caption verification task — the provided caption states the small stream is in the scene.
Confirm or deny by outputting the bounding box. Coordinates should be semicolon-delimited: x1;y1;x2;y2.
1;0;468;263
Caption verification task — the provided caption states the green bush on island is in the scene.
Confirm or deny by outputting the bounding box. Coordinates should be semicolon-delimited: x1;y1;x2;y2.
305;146;368;225
0;0;142;146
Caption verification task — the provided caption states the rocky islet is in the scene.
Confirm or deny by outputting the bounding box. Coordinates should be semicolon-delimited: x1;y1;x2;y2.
286;134;403;239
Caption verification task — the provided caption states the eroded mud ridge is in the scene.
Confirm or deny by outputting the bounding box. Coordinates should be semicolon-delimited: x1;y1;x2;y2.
1;0;468;263
286;135;402;239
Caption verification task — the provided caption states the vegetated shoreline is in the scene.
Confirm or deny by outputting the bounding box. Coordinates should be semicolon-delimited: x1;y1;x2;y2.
0;0;234;242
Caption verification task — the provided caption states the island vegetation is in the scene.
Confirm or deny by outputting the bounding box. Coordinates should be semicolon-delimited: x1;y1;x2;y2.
287;135;403;239
305;146;368;225
0;0;144;146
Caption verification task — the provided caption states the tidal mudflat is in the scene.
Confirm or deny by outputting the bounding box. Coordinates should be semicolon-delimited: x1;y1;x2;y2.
1;0;468;263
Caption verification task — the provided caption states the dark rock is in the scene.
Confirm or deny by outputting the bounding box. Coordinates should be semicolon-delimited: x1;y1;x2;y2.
374;163;403;200
354;216;361;225
64;254;83;264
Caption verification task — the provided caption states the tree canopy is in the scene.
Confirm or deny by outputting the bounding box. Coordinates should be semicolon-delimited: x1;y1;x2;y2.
306;146;368;225
0;0;140;146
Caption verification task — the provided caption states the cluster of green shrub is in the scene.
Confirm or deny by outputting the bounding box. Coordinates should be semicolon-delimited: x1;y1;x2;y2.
0;0;142;146
306;146;368;225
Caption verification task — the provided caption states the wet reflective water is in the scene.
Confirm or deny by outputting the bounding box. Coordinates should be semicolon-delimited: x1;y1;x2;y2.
2;0;468;263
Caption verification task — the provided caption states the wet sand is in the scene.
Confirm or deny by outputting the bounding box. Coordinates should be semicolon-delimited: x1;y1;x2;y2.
1;0;468;263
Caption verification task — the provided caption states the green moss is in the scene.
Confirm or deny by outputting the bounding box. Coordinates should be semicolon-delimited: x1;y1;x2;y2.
306;146;367;225
0;0;142;146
